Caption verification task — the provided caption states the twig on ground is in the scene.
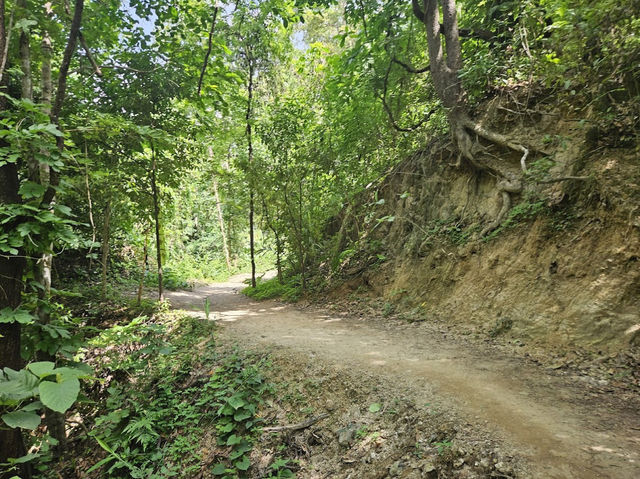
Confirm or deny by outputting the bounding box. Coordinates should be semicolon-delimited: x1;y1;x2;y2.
262;413;330;433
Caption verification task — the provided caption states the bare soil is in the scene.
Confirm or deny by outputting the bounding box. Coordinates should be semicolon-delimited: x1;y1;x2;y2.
165;276;640;479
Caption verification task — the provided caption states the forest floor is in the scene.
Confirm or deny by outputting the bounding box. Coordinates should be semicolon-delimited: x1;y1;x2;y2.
164;276;640;479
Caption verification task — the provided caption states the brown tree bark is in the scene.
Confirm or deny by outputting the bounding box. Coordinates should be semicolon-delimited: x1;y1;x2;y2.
151;146;164;301
0;167;30;477
101;197;111;299
208;146;232;271
246;59;256;288
0;4;31;476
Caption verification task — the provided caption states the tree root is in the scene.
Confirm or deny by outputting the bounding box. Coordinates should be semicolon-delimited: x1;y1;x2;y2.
480;177;523;237
451;115;532;237
460;115;530;172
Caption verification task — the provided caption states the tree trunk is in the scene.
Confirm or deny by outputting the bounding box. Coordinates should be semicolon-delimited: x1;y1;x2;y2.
151;147;163;301
283;182;304;284
246;60;256;288
101;198;111;299
413;0;527;234
137;230;149;306
0;4;30;465
298;178;306;290
0;166;30;478
209;147;232;271
261;197;283;283
85;146;96;271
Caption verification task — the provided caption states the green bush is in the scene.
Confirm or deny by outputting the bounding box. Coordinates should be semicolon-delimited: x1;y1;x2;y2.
242;276;302;302
86;315;290;478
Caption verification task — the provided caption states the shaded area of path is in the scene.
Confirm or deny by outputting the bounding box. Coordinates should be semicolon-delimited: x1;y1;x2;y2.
165;276;640;479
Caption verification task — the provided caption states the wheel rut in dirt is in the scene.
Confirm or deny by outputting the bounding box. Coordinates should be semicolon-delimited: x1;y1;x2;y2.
166;278;640;479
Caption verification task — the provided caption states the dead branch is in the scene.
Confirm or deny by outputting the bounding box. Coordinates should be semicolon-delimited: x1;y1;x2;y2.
262;413;329;433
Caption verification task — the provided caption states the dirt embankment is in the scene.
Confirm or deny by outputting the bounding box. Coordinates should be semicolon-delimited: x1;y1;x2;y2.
329;94;640;359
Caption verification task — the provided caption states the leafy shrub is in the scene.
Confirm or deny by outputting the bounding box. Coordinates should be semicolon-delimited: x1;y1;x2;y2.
242;276;302;302
86;315;290;479
144;268;189;291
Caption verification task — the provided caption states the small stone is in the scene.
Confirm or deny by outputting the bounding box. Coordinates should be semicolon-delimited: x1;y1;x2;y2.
453;458;465;468
423;462;436;471
388;460;404;477
495;461;513;474
422;462;437;478
337;424;358;447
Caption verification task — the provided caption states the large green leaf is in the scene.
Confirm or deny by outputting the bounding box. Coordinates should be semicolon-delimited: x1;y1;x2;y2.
27;362;56;378
19;181;47;199
211;464;227;475
227;394;246;410
39;377;80;413
1;410;41;430
0;368;40;402
235;455;250;471
0;307;34;324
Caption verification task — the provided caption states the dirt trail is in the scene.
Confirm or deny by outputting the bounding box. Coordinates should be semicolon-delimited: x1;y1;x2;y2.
166;277;640;479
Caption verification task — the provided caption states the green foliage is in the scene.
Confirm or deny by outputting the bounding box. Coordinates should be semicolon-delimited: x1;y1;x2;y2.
242;276;302;302
525;157;556;183
0;361;90;432
86;313;290;479
422;218;478;247
144;268;189;291
484;198;548;241
434;440;453;455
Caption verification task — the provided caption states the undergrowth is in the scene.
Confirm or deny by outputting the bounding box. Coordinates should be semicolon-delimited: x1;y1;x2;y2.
242;277;302;302
483;199;547;241
57;311;293;479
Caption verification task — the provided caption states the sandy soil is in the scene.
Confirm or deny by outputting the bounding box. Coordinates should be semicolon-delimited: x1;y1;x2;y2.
165;276;640;479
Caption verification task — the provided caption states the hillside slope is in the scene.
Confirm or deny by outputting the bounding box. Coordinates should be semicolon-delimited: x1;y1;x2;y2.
328;91;640;358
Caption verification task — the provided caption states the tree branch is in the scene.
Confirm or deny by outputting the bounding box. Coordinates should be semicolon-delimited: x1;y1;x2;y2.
43;0;84;207
412;0;495;44
99;63;166;74
51;0;84;123
197;6;219;96
381;60;433;132
391;56;430;74
63;0;100;77
0;6;14;85
412;0;424;23
79;31;102;76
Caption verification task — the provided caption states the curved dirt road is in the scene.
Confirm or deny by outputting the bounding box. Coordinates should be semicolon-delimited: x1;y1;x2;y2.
165;277;640;479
